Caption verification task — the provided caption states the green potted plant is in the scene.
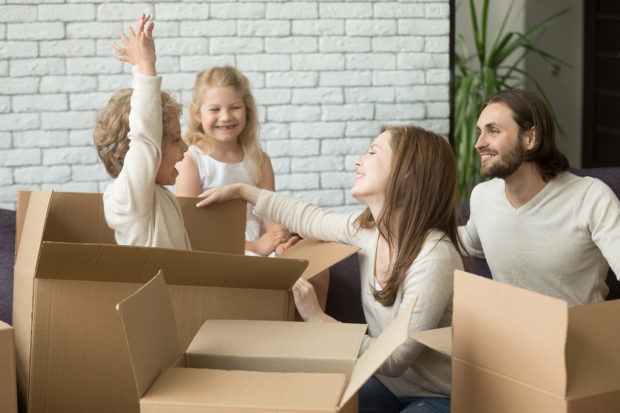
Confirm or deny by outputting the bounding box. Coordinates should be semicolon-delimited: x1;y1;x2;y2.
454;0;570;202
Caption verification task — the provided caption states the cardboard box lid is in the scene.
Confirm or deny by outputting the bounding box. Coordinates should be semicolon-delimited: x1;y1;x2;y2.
14;190;52;275
566;299;620;399
116;271;181;397
338;298;416;408
34;242;306;289
187;319;367;363
278;238;360;280
409;326;452;356
452;270;569;397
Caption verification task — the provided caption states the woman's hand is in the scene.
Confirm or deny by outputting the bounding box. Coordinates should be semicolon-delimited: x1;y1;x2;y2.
196;184;241;207
196;183;261;208
292;276;332;322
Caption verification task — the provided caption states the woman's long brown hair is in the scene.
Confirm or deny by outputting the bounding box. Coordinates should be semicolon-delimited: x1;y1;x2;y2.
354;125;463;306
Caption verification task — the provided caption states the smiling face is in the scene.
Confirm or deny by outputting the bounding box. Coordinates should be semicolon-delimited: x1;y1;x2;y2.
156;116;188;186
475;102;527;179
193;86;246;148
350;130;394;207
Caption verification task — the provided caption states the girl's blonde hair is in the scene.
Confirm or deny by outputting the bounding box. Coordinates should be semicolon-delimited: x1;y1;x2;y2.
185;66;263;184
354;125;464;306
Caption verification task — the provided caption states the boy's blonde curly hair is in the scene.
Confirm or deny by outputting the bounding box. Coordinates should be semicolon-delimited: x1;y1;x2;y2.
185;66;263;184
93;88;182;178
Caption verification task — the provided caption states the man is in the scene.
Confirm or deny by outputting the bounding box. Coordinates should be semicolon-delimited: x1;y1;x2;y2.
459;89;620;306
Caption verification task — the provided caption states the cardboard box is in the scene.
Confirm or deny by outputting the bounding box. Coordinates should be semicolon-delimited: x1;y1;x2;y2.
0;321;18;413
410;270;620;413
117;272;415;413
13;190;359;413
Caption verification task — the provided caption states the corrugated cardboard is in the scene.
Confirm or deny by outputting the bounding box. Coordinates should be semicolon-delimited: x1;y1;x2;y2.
0;321;18;413
117;272;416;413
13;190;359;413
410;270;620;413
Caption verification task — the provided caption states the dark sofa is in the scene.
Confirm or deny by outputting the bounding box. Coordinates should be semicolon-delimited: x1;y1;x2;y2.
1;167;619;326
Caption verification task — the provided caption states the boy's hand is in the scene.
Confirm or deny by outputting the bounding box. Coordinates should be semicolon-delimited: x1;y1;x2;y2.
112;12;156;76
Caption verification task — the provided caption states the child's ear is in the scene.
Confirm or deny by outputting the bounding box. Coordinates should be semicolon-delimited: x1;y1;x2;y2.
190;102;202;123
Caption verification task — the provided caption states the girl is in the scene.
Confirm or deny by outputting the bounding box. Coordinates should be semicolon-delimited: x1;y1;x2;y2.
196;125;464;413
175;66;293;256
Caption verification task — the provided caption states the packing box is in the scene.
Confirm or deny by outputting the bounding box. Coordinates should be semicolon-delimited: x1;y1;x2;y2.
13;190;359;413
0;321;18;413
410;270;620;413
117;272;415;413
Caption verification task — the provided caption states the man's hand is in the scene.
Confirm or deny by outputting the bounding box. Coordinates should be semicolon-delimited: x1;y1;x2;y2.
112;12;156;76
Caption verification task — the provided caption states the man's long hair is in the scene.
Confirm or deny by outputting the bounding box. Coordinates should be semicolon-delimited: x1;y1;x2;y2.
483;89;569;181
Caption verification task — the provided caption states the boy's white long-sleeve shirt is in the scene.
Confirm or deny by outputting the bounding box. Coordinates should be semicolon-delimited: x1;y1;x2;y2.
255;190;463;399
103;67;191;250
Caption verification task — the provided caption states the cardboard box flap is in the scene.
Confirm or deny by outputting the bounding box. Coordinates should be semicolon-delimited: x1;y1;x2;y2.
409;327;452;356
278;239;360;280
14;190;52;274
35;242;307;289
34;191;245;254
15;190;32;256
42;191;114;245
453;270;569;396
116;272;182;398
339;298;417;408
176;197;246;254
187;319;367;361
566;299;620;398
142;367;346;410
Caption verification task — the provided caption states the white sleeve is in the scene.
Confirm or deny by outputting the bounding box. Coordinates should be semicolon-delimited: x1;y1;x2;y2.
254;190;360;245
103;67;163;241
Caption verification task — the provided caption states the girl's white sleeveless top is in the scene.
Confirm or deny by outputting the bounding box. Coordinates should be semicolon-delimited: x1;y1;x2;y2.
188;145;262;241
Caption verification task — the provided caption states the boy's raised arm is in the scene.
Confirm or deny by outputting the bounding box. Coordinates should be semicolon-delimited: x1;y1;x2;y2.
112;12;156;76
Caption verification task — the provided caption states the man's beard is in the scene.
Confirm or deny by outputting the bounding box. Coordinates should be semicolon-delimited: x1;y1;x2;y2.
480;139;525;179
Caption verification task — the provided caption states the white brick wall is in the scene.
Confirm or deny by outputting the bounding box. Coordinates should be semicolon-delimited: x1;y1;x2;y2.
0;0;450;211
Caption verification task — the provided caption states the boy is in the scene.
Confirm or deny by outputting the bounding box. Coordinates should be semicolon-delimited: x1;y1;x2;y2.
93;13;191;250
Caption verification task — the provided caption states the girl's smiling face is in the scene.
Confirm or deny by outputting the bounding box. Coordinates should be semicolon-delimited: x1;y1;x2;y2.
193;86;247;148
350;130;394;206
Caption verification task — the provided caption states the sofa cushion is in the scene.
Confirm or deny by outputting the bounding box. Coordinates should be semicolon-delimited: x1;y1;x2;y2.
0;208;15;324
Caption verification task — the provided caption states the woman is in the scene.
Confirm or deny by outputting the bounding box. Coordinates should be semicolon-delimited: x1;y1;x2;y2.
197;125;463;413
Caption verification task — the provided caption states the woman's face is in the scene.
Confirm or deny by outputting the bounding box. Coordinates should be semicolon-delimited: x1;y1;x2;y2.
350;130;394;206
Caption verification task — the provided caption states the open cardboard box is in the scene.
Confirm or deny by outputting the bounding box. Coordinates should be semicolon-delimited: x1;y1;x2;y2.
117;272;415;413
13;190;359;413
0;321;18;413
410;270;620;413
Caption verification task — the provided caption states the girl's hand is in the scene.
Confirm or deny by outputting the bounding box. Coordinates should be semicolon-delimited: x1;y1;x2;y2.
292;276;325;322
275;235;300;256
196;184;241;207
112;13;155;76
248;230;290;256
